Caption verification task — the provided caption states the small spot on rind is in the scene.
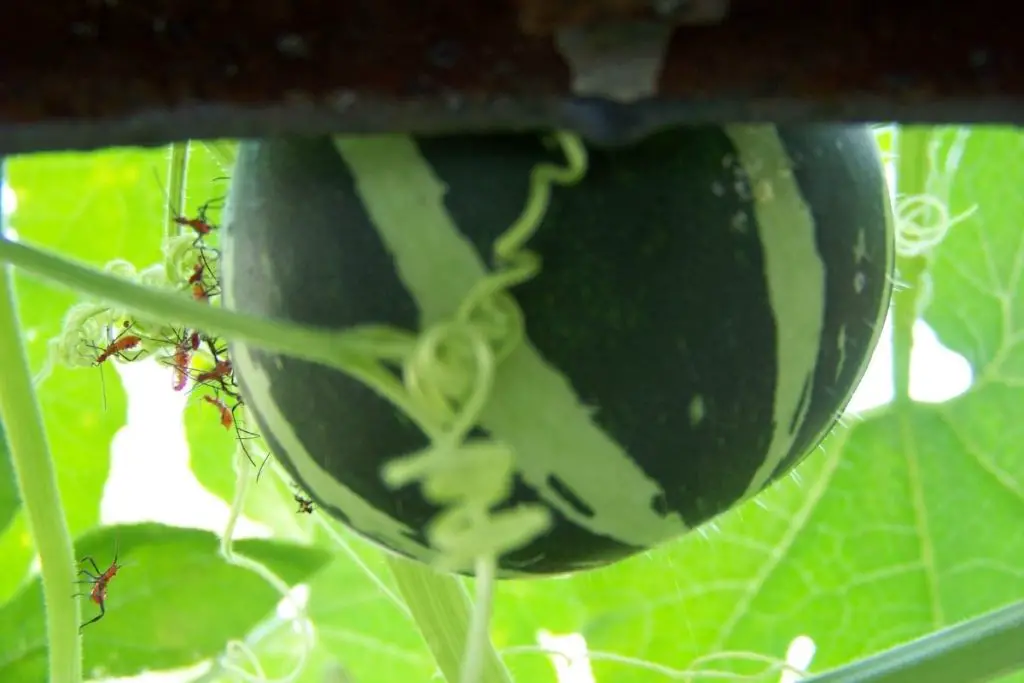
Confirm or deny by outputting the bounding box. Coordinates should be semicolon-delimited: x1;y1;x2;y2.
689;395;706;426
650;492;670;517
854;271;866;293
730;211;749;234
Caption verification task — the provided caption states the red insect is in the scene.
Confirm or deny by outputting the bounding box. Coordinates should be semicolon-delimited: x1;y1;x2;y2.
90;321;144;411
188;257;221;301
187;262;205;286
72;544;123;631
173;349;191;391
187;245;220;292
92;322;141;365
173;196;224;246
203;394;260;468
191;339;238;397
162;329;195;392
174;213;214;238
203;394;235;429
191;280;221;302
154;170;224;245
195;359;233;387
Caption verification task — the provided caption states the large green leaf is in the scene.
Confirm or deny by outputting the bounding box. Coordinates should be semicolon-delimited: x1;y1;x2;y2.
219;522;435;683
919;128;1024;641
0;522;333;680
0;149;165;603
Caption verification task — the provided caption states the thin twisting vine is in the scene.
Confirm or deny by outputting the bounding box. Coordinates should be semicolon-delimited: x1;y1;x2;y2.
381;131;587;574
47;238;216;372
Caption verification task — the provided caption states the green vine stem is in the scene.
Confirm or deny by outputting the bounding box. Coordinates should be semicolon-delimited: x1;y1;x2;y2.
800;599;1024;683
0;266;82;683
460;557;498;683
0;236;412;370
387;555;513;683
163;141;189;240
0;234;472;438
892;126;933;405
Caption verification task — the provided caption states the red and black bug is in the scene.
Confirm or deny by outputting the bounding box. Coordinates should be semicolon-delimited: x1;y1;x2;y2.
194;359;233;389
191;338;238;397
72;543;124;632
154;170;225;246
88;321;144;411
170;332;194;392
202;394;261;468
187;244;222;301
174;196;225;247
191;279;223;303
91;321;142;366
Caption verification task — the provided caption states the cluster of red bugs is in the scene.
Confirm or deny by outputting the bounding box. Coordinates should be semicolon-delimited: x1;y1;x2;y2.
86;196;257;459
75;190;311;631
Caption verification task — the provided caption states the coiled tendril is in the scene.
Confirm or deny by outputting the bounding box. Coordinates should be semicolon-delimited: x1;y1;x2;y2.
382;131;587;573
47;233;221;373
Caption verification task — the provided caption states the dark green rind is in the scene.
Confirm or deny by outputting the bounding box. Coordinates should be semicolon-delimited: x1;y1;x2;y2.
223;127;893;576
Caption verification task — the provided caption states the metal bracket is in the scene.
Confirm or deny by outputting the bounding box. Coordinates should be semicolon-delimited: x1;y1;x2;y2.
553;0;729;102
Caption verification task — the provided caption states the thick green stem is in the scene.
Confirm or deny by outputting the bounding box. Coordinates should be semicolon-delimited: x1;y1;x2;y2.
164;142;190;240
0;267;82;683
0;236;409;370
802;599;1024;683
0;235;459;433
387;555;514;683
891;126;933;405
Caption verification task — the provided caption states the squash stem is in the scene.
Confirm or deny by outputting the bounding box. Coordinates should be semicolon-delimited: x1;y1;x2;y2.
0;264;82;681
387;555;513;683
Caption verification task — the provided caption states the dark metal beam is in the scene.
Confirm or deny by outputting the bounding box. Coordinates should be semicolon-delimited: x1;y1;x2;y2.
1;0;1020;155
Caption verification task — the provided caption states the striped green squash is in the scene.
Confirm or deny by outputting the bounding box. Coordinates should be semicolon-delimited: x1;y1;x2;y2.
222;126;894;576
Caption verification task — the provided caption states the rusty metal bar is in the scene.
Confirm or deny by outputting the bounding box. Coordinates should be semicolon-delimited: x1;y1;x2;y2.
0;0;1020;156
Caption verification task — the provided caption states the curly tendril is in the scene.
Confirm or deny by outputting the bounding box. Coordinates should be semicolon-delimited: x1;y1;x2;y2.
46;233;222;374
894;192;976;259
381;131;588;572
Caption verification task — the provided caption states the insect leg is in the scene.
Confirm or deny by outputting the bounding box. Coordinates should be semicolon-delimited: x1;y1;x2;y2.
79;600;105;632
78;556;101;575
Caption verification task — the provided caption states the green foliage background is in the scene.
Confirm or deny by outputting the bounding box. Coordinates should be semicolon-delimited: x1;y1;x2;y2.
0;127;1020;682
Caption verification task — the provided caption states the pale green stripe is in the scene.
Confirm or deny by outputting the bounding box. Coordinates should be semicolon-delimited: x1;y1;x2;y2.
725;125;827;498
226;343;441;561
228;341;537;577
335;135;689;553
220;176;441;566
